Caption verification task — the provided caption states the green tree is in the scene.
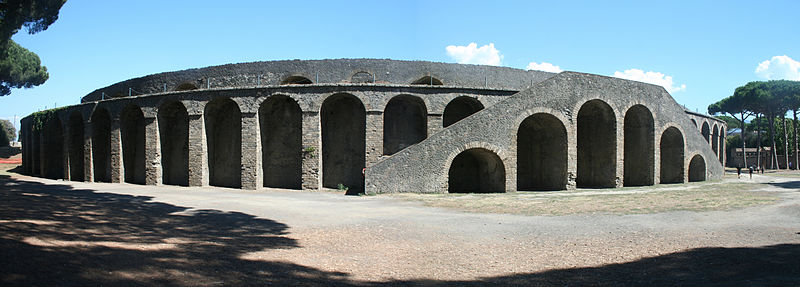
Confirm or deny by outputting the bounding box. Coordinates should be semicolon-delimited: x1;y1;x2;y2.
709;83;758;168
0;118;15;146
0;0;66;96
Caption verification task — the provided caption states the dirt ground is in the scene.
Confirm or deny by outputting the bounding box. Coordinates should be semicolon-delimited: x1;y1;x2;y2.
1;162;799;286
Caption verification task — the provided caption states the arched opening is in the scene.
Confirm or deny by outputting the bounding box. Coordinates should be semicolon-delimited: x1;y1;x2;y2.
448;148;505;193
68;111;84;181
260;95;302;189
321;93;365;194
701;122;710;143
688;155;706;182
281;76;312;85
351;71;374;83
711;125;719;156
205;98;242;188
442;96;484;128
175;82;198;91
517;113;567;191
383;95;427;155
691;119;697;127
577;99;616;188
718;130;725;163
660;127;684;184
91;109;111;182
411;76;443;86
121;105;146;184
158;101;189;186
624;105;654;186
43;117;63;179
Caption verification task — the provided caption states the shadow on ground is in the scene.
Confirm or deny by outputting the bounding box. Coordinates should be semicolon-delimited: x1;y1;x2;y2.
1;175;799;286
767;180;800;189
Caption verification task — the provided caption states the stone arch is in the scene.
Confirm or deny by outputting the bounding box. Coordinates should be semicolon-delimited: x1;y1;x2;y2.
660;126;684;184
259;94;302;189
175;82;198;91
624;105;654;186
205;98;242;188
691;118;697;127
321;93;366;194
158;101;189;186
701;121;710;143
443;96;484;128
383;95;427;155
43;116;64;179
120;104;146;184
91;108;111;182
448;148;506;193
68;111;84;181
711;124;719;156
351;71;374;83
517;113;567;191
281;75;312;85
411;76;443;85
688;154;706;182
577;99;617;188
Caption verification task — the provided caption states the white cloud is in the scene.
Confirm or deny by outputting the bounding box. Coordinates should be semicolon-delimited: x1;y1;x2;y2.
613;69;686;93
526;62;563;73
755;55;800;80
445;43;502;66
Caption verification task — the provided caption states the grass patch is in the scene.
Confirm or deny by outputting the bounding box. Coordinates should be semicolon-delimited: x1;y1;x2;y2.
388;181;778;216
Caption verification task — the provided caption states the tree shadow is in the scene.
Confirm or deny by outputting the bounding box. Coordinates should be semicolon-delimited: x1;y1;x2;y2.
0;176;358;286
766;180;800;190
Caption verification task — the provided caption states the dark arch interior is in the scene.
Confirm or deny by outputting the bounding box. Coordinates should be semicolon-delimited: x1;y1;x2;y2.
383;95;427;155
660;127;684;184
260;95;302;189
43;117;63;180
68;112;84;181
31;128;40;175
281;76;312;85
711;126;719;156
91;109;111;182
121;105;146;184
205;99;242;188
411;76;443;85
691;119;697;127
718;131;725;163
158;102;189;186
443;96;484;128
448;148;505;193
623;105;654;186
321;93;366;194
577;100;617;188
701;122;710;143
688;155;706;182
175;82;198;91
517;113;567;191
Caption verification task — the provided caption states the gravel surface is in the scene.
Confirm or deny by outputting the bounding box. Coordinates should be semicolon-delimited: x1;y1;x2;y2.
1;166;798;286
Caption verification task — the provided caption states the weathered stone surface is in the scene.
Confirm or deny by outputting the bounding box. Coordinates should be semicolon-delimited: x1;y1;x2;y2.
21;59;727;194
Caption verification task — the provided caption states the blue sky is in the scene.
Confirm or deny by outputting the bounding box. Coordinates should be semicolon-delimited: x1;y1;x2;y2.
3;0;799;139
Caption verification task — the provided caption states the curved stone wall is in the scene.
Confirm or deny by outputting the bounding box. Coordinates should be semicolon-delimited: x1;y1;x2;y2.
21;59;724;193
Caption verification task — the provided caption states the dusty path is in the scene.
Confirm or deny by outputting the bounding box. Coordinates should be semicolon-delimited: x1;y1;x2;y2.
1;168;799;286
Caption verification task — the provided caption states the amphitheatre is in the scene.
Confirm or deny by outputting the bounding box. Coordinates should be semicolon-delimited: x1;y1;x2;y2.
19;59;727;193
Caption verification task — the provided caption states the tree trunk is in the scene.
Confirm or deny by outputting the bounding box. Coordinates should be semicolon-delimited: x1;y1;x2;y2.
756;114;761;169
794;110;798;170
783;117;790;169
769;113;778;169
740;114;747;168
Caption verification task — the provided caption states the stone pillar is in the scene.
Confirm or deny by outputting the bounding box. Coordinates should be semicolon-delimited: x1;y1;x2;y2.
427;114;443;137
144;117;162;185
83;122;93;182
188;114;208;187
241;112;262;190
365;111;383;166
301;111;320;190
109;118;123;183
